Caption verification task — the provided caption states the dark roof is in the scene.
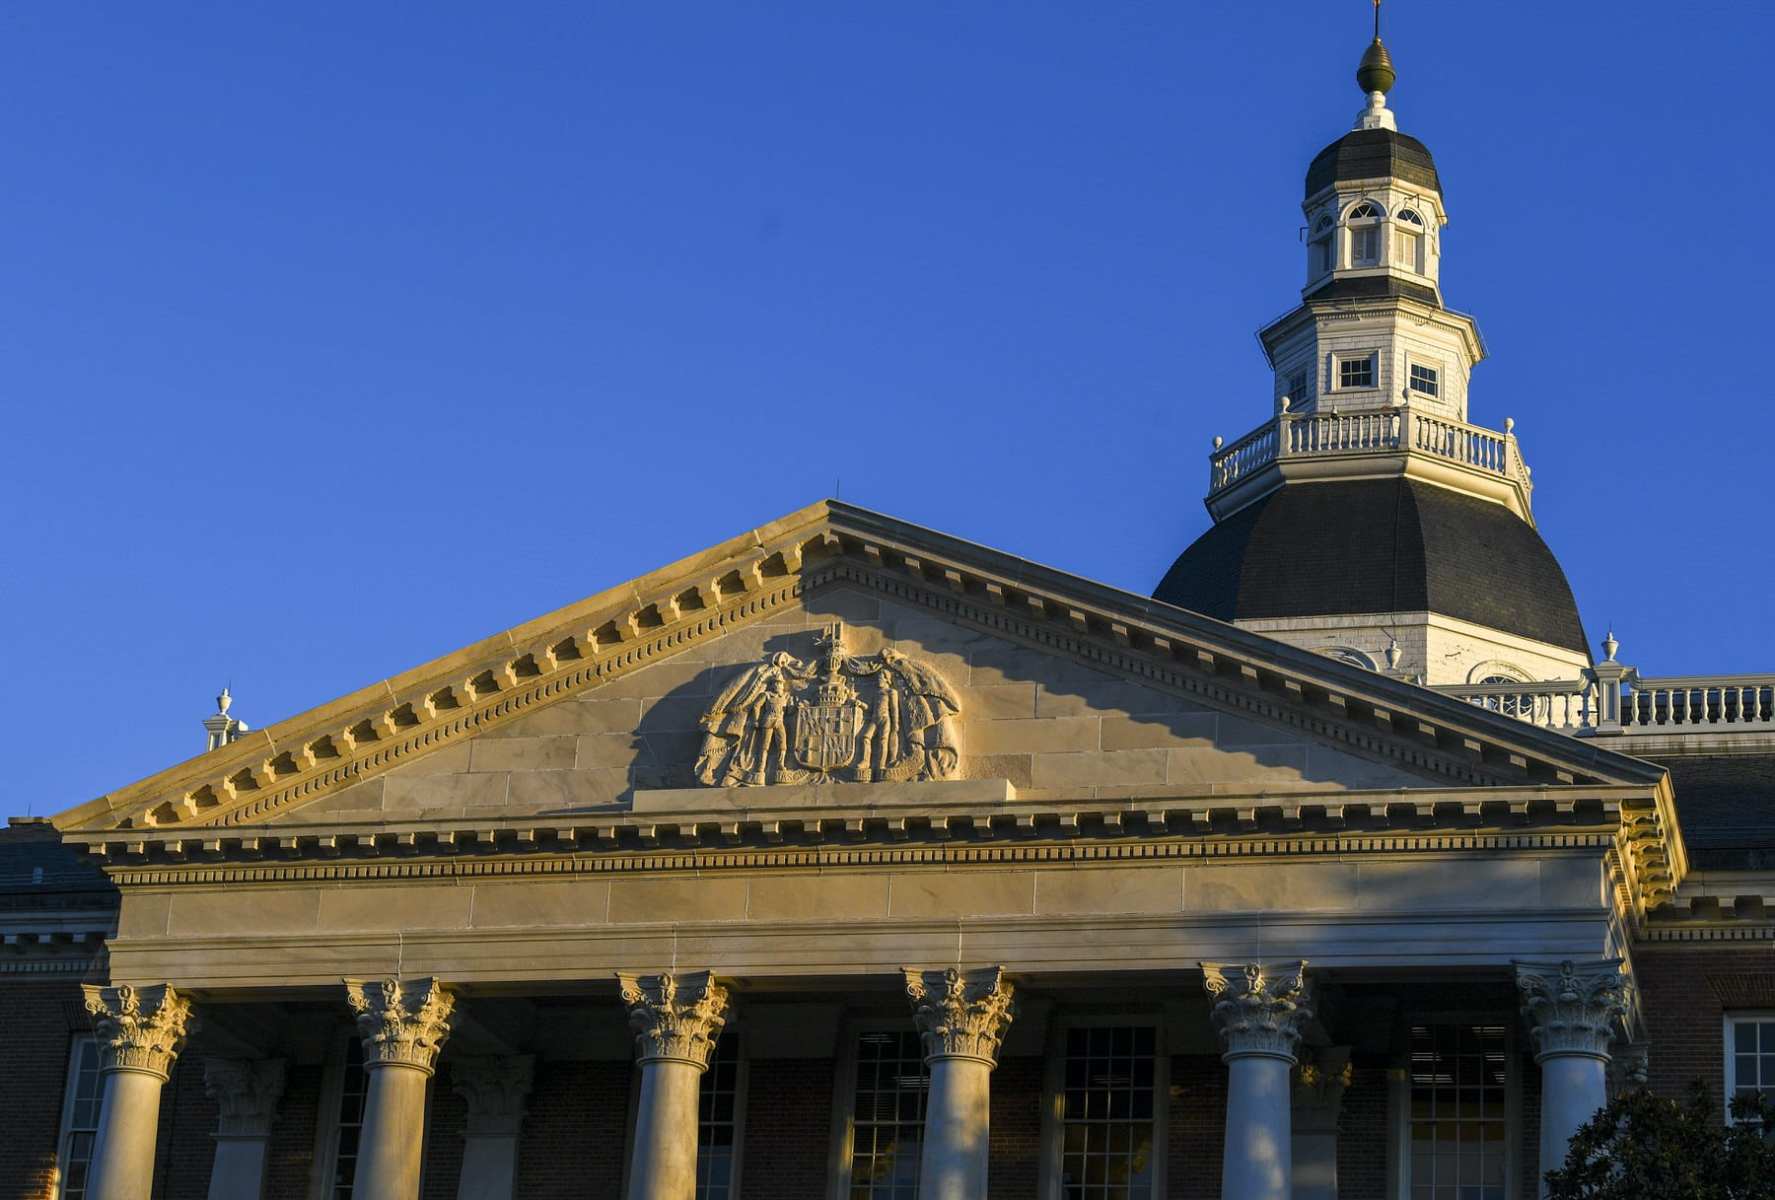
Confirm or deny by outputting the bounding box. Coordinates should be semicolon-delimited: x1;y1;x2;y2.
1303;274;1441;308
1643;754;1775;870
0;820;114;899
1154;477;1590;654
1306;129;1441;198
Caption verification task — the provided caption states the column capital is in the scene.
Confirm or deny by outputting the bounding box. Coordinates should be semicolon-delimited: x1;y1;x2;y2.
82;982;197;1081
617;970;729;1069
903;966;1016;1068
1292;1045;1353;1136
1201;960;1314;1063
1514;959;1630;1062
202;1057;287;1138
450;1055;535;1138
343;977;455;1076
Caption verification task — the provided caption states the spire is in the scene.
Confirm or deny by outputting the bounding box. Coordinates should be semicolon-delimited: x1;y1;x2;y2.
1354;1;1398;131
202;686;249;752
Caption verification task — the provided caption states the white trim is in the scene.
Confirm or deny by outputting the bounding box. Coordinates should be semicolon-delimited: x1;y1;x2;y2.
52;1034;101;1200
1723;1011;1775;1122
1332;350;1380;392
1038;1012;1170;1200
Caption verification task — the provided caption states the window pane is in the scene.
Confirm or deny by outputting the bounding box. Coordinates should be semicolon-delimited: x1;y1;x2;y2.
848;1031;928;1198
1060;1026;1158;1199
697;1033;743;1200
1407;1025;1509;1195
1410;364;1439;397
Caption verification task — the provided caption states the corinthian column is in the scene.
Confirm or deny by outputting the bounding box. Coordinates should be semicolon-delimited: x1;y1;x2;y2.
344;977;455;1200
202;1057;286;1200
904;966;1016;1200
619;970;730;1200
450;1055;535;1200
1515;960;1630;1194
1201;961;1314;1200
81;983;197;1200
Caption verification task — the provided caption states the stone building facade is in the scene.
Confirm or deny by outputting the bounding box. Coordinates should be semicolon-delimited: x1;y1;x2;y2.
4;23;1772;1200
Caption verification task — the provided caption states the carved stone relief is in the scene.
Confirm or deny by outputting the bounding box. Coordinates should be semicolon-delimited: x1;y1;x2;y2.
694;622;961;786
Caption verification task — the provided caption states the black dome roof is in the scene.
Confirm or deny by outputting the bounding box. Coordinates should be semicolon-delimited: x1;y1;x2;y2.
1154;478;1589;654
1306;128;1441;199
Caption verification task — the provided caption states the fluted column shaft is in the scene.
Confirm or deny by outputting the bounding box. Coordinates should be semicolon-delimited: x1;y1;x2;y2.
82;984;196;1200
620;971;730;1200
1516;960;1630;1195
345;977;455;1200
1202;961;1314;1200
905;967;1016;1200
203;1057;286;1200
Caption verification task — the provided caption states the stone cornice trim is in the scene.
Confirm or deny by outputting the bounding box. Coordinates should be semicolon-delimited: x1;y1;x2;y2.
60;505;1663;836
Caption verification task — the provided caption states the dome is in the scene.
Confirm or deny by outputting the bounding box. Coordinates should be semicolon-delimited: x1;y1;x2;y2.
1153;478;1590;654
1306;128;1441;199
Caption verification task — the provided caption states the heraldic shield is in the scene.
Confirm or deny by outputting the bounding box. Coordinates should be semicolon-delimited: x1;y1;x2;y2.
693;622;961;787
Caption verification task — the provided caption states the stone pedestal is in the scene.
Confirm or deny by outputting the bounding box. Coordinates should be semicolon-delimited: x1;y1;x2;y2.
619;971;730;1200
1203;962;1314;1200
1515;960;1630;1196
202;1058;286;1200
1290;1046;1351;1200
904;966;1016;1200
450;1055;535;1200
344;977;456;1200
81;983;196;1200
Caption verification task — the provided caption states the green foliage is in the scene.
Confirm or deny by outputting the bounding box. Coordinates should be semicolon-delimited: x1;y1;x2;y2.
1544;1083;1775;1200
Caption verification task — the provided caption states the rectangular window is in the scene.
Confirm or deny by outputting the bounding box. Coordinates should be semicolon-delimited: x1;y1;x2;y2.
1727;1015;1775;1113
698;1032;743;1200
1338;355;1376;390
847;1030;928;1199
1409;363;1439;398
55;1037;102;1200
331;1038;371;1199
1310;236;1332;277
1406;1024;1509;1200
1354;226;1381;266
1396;229;1422;272
1286;369;1311;409
1059;1026;1157;1200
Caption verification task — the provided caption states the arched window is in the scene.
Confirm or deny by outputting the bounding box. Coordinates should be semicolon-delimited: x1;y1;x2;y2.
1325;647;1377;671
1478;674;1532;719
1395;209;1425;273
1345;202;1385;266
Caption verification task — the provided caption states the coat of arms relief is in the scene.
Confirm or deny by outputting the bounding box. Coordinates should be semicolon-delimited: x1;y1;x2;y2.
694;622;962;787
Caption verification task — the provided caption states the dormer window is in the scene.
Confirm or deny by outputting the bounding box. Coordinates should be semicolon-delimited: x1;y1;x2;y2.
1395;209;1425;273
1345;201;1385;266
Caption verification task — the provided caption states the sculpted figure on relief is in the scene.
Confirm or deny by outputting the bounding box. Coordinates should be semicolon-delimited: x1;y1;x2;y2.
694;622;961;787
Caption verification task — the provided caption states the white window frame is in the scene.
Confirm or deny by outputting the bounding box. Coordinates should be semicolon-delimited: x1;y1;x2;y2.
1037;1012;1170;1200
53;1034;102;1200
1388;1016;1523;1200
697;1028;750;1200
1344;200;1387;268
308;1028;433;1200
1724;1012;1775;1122
1332;351;1379;392
1406;358;1443;400
1393;210;1427;273
827;1018;930;1200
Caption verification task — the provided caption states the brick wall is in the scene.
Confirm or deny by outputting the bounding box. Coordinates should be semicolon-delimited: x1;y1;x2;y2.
1167;1054;1227;1199
1637;944;1775;1115
264;1063;323;1200
1338;1066;1389;1200
512;1060;630;1198
151;1054;219;1200
0;980;89;1200
421;1070;467;1200
739;1058;835;1200
988;1055;1043;1198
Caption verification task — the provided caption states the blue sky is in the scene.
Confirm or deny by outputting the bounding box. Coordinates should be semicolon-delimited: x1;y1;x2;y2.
3;3;1770;815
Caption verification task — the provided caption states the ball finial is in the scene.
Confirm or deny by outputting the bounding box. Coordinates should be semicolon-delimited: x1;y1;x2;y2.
1357;1;1396;95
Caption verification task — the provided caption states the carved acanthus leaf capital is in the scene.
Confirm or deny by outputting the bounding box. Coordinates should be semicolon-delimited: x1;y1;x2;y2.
343;977;455;1075
904;966;1016;1067
82;983;197;1081
450;1055;535;1137
1514;959;1630;1062
1201;961;1314;1063
618;970;730;1069
203;1058;287;1137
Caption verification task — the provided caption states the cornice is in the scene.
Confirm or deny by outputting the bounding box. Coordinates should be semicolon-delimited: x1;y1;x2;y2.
56;503;1671;873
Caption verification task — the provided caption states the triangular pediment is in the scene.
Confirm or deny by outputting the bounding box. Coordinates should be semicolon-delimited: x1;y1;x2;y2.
54;501;1667;836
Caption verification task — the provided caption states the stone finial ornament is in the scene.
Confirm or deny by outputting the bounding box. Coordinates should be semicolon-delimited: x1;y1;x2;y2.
202;1058;287;1137
617;970;730;1069
343;977;455;1074
82;983;197;1080
904;966;1017;1067
694;622;961;786
1201;961;1315;1061
1514;959;1631;1061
